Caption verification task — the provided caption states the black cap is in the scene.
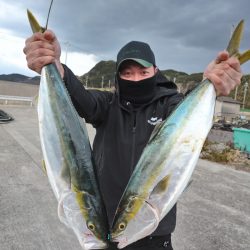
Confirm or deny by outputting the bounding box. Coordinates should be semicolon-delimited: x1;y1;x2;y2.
116;41;156;70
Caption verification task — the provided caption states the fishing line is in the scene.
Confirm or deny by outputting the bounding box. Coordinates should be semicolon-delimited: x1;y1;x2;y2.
45;0;54;30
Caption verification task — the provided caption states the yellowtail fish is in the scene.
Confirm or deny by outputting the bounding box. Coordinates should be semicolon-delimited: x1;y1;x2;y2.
111;20;250;249
27;10;109;249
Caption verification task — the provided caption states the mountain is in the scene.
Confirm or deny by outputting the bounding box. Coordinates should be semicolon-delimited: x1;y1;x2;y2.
160;70;203;86
78;60;249;108
1;61;249;108
161;69;188;81
0;74;40;85
78;61;204;89
79;60;116;88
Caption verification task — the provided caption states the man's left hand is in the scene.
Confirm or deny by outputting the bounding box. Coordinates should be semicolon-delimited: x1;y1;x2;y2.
203;51;242;96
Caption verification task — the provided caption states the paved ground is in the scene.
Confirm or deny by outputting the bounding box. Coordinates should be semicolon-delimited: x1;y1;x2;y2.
1;105;250;250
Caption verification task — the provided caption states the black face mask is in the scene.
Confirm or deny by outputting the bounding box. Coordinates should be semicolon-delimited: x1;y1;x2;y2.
117;74;157;105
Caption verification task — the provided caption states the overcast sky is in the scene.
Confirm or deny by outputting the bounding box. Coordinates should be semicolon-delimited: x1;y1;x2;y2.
1;0;250;77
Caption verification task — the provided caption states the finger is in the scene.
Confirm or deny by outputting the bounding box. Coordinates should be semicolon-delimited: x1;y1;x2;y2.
228;57;242;73
215;51;229;64
214;77;233;96
25;30;56;47
25;32;45;45
214;70;240;96
224;67;242;88
43;29;57;43
25;44;56;69
24;33;47;54
26;46;56;60
205;68;232;96
27;55;56;73
27;40;55;52
23;38;55;56
209;73;225;96
218;58;242;85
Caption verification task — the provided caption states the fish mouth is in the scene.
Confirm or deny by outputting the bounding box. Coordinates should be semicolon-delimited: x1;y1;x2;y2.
110;230;127;244
111;229;136;249
79;234;108;249
111;235;128;249
83;242;108;249
110;233;123;242
110;236;119;243
111;201;160;247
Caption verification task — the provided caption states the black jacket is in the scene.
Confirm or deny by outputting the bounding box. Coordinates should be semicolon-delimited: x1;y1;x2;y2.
63;65;183;235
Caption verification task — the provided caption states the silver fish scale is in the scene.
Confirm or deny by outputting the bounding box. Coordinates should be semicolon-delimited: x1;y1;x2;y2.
38;64;108;249
112;80;216;249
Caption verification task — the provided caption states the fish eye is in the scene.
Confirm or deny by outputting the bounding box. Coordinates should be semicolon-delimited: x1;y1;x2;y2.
118;222;126;231
87;222;95;231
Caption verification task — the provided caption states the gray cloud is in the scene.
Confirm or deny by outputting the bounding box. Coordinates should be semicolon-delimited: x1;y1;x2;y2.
2;0;250;75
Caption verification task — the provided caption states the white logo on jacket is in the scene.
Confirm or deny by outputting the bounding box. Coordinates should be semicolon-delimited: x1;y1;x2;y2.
147;116;163;125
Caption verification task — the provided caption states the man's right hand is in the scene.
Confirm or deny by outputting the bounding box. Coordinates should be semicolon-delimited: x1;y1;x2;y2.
23;30;64;78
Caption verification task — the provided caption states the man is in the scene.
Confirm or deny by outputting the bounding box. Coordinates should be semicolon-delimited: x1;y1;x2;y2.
23;31;242;249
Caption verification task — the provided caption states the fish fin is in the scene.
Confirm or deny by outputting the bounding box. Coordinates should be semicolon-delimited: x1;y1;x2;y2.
225;20;250;65
150;174;171;198
27;9;46;33
41;159;47;175
238;49;250;65
226;20;244;57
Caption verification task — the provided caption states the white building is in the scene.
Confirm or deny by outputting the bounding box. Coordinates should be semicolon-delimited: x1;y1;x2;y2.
214;96;242;122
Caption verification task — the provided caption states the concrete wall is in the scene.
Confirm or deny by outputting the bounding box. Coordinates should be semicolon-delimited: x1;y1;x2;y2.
221;102;240;114
214;100;223;116
0;80;39;106
214;99;241;121
0;80;39;97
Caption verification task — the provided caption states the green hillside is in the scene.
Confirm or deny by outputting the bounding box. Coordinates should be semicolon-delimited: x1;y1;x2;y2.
79;60;116;88
78;60;249;108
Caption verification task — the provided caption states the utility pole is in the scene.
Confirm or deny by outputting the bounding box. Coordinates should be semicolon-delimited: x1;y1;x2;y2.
243;81;248;109
101;76;104;89
86;75;88;88
234;86;238;100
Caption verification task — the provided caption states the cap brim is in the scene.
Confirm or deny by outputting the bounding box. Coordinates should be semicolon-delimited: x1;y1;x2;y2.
118;58;153;69
132;59;153;67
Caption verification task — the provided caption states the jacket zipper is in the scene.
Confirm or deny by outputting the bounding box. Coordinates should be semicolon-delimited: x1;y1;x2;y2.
130;111;137;173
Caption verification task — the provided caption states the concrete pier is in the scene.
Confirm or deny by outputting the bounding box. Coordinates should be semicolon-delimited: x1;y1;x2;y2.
0;105;249;250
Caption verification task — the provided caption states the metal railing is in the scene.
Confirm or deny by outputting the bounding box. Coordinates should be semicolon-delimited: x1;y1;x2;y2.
0;95;34;106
